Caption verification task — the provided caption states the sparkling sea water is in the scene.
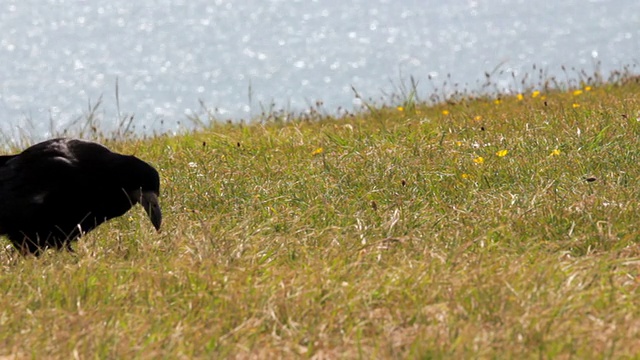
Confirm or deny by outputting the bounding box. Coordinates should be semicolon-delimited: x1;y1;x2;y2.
0;0;638;139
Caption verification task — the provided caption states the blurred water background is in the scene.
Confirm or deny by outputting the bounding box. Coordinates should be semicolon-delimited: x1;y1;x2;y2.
0;0;638;139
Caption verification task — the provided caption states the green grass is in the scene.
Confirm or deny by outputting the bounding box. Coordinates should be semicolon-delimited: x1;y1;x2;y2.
2;76;640;358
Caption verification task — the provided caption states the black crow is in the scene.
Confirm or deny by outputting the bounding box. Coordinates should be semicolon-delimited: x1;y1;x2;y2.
0;138;162;255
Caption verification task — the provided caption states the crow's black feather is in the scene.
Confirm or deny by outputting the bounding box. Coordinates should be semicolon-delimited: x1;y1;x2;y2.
0;138;161;255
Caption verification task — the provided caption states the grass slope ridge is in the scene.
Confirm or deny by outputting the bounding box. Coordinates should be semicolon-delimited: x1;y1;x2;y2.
2;77;640;358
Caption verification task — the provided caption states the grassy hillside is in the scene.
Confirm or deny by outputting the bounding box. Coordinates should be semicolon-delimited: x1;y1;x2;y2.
1;76;640;358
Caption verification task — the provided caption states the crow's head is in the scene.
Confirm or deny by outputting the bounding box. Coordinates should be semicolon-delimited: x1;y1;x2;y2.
121;156;162;231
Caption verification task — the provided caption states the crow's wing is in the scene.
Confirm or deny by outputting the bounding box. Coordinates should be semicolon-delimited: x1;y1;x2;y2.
0;141;84;230
0;155;16;167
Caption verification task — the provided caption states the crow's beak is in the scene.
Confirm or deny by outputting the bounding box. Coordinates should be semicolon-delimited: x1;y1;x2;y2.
140;191;162;231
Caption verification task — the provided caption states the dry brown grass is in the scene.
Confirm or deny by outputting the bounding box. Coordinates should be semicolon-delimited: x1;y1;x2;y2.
2;77;640;358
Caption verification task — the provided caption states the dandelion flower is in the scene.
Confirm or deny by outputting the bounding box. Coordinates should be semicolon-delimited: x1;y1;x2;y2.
461;173;470;179
585;86;592;92
442;109;450;116
532;90;540;98
494;99;502;105
496;149;508;157
517;93;524;101
572;103;580;108
550;149;561;156
397;106;404;112
573;89;583;96
312;147;324;155
473;156;484;164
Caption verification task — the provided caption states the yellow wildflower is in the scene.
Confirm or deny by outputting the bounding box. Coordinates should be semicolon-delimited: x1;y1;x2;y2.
572;103;580;108
461;173;470;179
456;141;462;147
312;147;324;155
573;89;583;96
473;156;484;164
442;109;450;116
550;149;561;156
517;93;524;101
585;86;592;92
473;115;482;122
496;149;508;157
397;106;404;112
494;99;502;105
532;90;540;98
